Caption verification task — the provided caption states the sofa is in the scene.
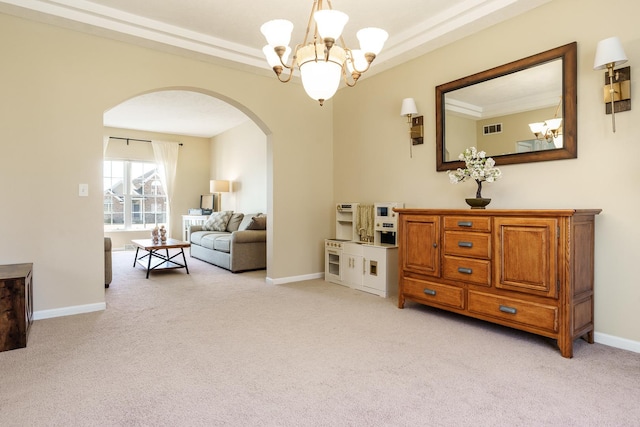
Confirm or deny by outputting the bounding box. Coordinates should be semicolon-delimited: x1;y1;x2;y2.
189;211;266;273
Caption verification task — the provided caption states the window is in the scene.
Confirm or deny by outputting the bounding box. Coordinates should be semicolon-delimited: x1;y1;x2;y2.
103;160;167;231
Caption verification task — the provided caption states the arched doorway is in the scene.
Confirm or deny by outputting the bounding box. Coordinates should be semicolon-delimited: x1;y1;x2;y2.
103;87;271;275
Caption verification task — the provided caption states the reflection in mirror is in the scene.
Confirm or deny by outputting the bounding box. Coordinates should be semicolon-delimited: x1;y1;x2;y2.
436;42;577;171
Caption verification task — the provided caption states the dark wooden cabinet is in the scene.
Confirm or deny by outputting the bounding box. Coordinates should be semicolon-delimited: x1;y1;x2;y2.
0;263;33;352
396;209;600;358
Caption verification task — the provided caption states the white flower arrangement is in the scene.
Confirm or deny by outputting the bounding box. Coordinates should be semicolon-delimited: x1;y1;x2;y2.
448;147;502;198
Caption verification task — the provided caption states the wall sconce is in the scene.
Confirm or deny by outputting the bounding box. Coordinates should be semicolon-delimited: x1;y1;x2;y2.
400;98;423;158
210;179;230;212
593;36;630;132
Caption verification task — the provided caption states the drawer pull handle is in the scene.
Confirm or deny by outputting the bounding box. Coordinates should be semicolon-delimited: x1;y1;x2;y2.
458;267;472;274
499;305;517;315
458;241;473;248
423;288;436;296
458;221;473;227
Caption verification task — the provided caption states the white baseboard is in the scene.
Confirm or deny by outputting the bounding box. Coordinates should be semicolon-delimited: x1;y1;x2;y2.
594;332;640;354
33;302;106;321
266;272;324;285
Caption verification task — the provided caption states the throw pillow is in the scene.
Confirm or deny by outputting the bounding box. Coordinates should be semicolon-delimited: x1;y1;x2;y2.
238;213;262;231
202;211;233;231
226;213;244;232
246;214;267;230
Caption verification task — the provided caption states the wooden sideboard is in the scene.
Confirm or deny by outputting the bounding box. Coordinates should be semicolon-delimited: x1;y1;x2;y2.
395;209;601;358
0;263;33;352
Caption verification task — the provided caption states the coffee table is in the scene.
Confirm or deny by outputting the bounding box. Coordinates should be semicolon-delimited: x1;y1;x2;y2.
131;238;191;279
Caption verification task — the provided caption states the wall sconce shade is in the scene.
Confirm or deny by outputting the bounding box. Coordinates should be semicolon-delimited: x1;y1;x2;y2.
593;36;630;132
400;98;418;121
593;37;628;70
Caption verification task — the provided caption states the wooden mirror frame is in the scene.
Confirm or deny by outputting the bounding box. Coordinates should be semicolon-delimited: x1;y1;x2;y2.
436;42;577;171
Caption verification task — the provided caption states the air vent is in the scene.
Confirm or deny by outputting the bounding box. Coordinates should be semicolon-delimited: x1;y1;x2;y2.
483;123;502;135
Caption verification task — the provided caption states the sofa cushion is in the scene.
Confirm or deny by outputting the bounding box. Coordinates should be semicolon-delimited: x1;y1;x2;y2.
246;214;267;230
226;213;244;232
212;235;231;253
190;230;228;246
202;211;233;231
238;213;262;231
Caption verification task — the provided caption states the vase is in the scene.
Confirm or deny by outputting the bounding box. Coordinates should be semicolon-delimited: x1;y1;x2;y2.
465;198;491;209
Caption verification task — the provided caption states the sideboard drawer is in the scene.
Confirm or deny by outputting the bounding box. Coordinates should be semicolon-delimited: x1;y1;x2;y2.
443;231;491;259
468;290;558;333
403;277;465;310
443;256;491;286
444;216;491;232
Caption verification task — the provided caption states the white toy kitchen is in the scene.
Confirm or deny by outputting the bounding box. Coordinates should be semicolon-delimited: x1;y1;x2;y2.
324;202;402;298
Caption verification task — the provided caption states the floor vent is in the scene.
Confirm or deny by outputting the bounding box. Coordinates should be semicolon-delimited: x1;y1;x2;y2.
124;244;135;251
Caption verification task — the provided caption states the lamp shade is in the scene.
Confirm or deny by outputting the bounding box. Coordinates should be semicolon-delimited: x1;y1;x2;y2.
357;27;388;55
262;45;290;68
297;43;346;103
260;19;294;47
210;180;230;193
594;36;628;70
346;49;368;74
400;98;418;116
314;10;349;40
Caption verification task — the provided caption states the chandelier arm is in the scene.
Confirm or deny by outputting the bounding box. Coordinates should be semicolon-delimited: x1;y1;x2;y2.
341;66;357;87
345;48;373;74
302;0;319;46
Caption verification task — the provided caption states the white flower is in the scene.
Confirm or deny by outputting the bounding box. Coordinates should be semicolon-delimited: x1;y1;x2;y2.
447;146;502;185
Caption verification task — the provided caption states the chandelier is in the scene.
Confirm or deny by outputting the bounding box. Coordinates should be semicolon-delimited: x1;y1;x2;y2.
528;97;563;143
261;0;388;106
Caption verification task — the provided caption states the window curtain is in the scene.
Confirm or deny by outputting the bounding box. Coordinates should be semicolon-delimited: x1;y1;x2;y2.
103;136;109;156
151;140;180;237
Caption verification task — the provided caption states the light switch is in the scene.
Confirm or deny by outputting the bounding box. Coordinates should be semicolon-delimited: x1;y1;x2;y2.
79;183;89;197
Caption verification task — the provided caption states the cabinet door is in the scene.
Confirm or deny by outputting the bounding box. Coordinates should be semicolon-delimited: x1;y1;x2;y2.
400;215;440;277
494;217;558;298
343;254;364;288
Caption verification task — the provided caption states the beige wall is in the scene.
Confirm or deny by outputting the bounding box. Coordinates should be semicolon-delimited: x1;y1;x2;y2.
210;121;267;214
103;127;211;249
0;13;334;315
334;0;640;344
476;107;557;155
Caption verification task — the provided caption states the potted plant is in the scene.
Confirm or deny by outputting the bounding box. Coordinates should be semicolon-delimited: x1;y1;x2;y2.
448;147;502;208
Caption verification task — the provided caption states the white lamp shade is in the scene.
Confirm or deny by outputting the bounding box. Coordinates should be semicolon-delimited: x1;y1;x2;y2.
297;43;346;102
357;27;388;55
400;98;418;116
545;118;563;131
314;10;349;40
300;60;342;102
346;49;368;73
528;122;545;134
262;45;290;67
260;19;294;47
210;180;230;193
594;36;628;70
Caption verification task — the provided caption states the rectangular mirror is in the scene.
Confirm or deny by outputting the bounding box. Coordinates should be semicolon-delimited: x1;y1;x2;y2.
436;42;577;171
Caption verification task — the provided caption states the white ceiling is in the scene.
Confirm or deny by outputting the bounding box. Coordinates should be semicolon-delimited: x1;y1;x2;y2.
0;0;551;138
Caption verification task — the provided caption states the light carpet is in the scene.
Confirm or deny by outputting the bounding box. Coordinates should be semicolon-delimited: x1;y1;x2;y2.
0;250;639;426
